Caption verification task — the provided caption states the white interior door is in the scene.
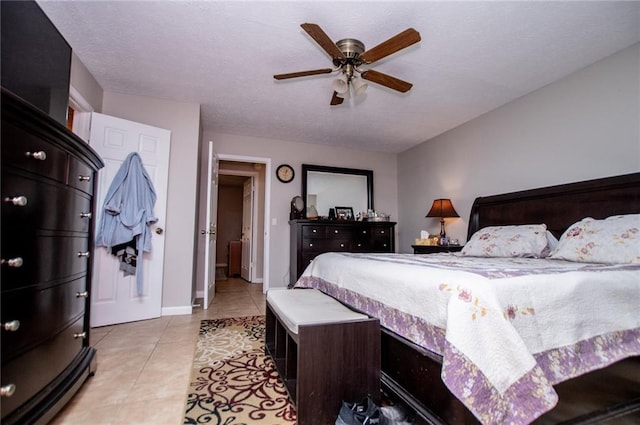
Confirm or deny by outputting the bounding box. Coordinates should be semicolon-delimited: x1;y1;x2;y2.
202;142;218;308
89;112;170;327
240;178;253;281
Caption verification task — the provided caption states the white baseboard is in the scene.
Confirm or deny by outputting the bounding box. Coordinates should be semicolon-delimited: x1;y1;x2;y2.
252;277;264;284
161;305;192;316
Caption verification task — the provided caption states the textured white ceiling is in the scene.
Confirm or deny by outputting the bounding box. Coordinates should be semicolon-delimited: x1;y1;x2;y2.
37;1;640;153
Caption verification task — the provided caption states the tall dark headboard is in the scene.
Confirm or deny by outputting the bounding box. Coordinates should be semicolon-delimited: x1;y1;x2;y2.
467;173;640;240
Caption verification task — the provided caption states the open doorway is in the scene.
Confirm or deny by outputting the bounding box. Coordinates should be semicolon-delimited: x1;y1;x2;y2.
195;156;269;302
215;171;257;282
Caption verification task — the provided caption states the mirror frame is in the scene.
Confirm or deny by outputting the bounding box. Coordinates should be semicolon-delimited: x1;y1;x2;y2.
301;164;374;217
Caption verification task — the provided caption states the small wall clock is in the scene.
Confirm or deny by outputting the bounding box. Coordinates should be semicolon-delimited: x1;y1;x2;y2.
276;164;295;183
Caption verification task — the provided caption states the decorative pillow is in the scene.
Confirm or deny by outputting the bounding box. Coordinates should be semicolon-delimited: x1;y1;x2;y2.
461;224;549;258
549;214;640;264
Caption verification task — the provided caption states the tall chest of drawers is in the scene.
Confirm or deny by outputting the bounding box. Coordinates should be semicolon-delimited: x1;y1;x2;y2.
289;220;396;285
1;89;104;424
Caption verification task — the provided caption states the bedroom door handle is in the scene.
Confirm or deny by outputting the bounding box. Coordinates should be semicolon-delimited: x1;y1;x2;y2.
155;227;164;235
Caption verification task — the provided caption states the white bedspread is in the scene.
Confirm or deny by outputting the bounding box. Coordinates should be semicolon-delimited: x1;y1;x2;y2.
295;252;640;424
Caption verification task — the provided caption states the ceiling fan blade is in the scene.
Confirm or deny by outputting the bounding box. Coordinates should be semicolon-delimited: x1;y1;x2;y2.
359;28;421;64
274;68;333;80
301;23;345;61
361;69;413;93
330;91;344;105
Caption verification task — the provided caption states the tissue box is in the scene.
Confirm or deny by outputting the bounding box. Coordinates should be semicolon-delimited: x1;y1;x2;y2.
414;238;431;246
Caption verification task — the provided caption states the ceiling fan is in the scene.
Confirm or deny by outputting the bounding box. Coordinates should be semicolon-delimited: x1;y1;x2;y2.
274;23;421;105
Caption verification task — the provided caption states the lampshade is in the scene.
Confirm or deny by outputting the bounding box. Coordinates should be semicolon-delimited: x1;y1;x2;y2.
426;199;459;218
351;77;368;96
336;86;351;99
332;74;349;95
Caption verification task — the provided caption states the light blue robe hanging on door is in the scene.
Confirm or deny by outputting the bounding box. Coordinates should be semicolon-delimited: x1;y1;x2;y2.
95;152;157;295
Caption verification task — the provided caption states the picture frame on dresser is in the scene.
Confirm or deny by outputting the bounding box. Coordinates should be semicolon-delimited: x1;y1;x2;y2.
335;206;354;220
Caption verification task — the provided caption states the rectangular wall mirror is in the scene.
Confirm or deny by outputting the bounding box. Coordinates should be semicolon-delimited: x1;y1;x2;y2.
302;164;373;219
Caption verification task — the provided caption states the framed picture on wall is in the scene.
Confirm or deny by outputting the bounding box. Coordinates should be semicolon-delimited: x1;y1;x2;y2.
335;206;354;220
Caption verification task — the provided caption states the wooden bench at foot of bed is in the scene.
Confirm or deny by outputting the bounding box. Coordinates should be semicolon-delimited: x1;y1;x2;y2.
265;288;381;425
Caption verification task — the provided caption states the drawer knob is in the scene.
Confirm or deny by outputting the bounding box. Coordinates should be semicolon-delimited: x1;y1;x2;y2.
80;212;92;219
78;175;91;182
334;230;339;234
309;243;313;247
1;257;23;268
381;230;385;234
74;332;87;339
77;251;90;258
340;243;345;248
4;196;27;206
76;291;89;298
1;384;16;397
312;229;317;233
2;320;20;332
25;150;47;161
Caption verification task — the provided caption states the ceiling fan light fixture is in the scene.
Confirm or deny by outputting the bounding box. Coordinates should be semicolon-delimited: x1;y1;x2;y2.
332;74;349;94
273;24;421;105
351;76;368;96
336;86;351;99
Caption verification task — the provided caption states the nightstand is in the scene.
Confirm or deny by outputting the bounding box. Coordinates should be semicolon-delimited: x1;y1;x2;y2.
412;245;463;254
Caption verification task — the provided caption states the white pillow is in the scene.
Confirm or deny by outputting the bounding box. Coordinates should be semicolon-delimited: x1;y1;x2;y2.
549;214;640;264
461;224;549;258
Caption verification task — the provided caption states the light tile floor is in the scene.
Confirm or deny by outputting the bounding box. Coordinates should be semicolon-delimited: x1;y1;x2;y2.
51;278;266;425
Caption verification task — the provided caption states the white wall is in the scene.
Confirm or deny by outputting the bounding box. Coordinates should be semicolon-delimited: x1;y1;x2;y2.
70;53;103;112
102;92;201;313
200;133;398;289
398;43;640;252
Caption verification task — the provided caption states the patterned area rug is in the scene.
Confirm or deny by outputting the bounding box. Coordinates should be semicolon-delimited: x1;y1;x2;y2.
184;316;297;425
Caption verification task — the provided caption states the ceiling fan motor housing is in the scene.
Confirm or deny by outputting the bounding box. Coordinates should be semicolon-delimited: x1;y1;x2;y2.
334;38;365;67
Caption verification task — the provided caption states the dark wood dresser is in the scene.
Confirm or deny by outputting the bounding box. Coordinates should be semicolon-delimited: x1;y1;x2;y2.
289;220;396;285
1;89;104;424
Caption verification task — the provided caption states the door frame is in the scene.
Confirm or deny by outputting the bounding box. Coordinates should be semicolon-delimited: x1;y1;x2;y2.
219;170;258;282
216;154;271;293
203;143;218;308
68;85;93;141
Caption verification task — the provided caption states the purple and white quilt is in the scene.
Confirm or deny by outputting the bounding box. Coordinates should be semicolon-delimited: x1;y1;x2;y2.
294;252;640;424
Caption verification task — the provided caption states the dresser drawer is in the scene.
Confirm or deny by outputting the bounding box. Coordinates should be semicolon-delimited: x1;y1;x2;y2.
371;227;393;251
302;225;326;238
2;278;87;361
0;317;85;420
371;238;392;251
1;236;90;290
68;157;95;195
372;227;392;239
1;121;68;183
353;228;373;251
325;226;353;239
301;253;316;272
2;171;93;233
302;238;351;253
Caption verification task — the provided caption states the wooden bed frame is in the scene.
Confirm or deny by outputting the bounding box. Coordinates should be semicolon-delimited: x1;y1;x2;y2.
381;172;640;425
